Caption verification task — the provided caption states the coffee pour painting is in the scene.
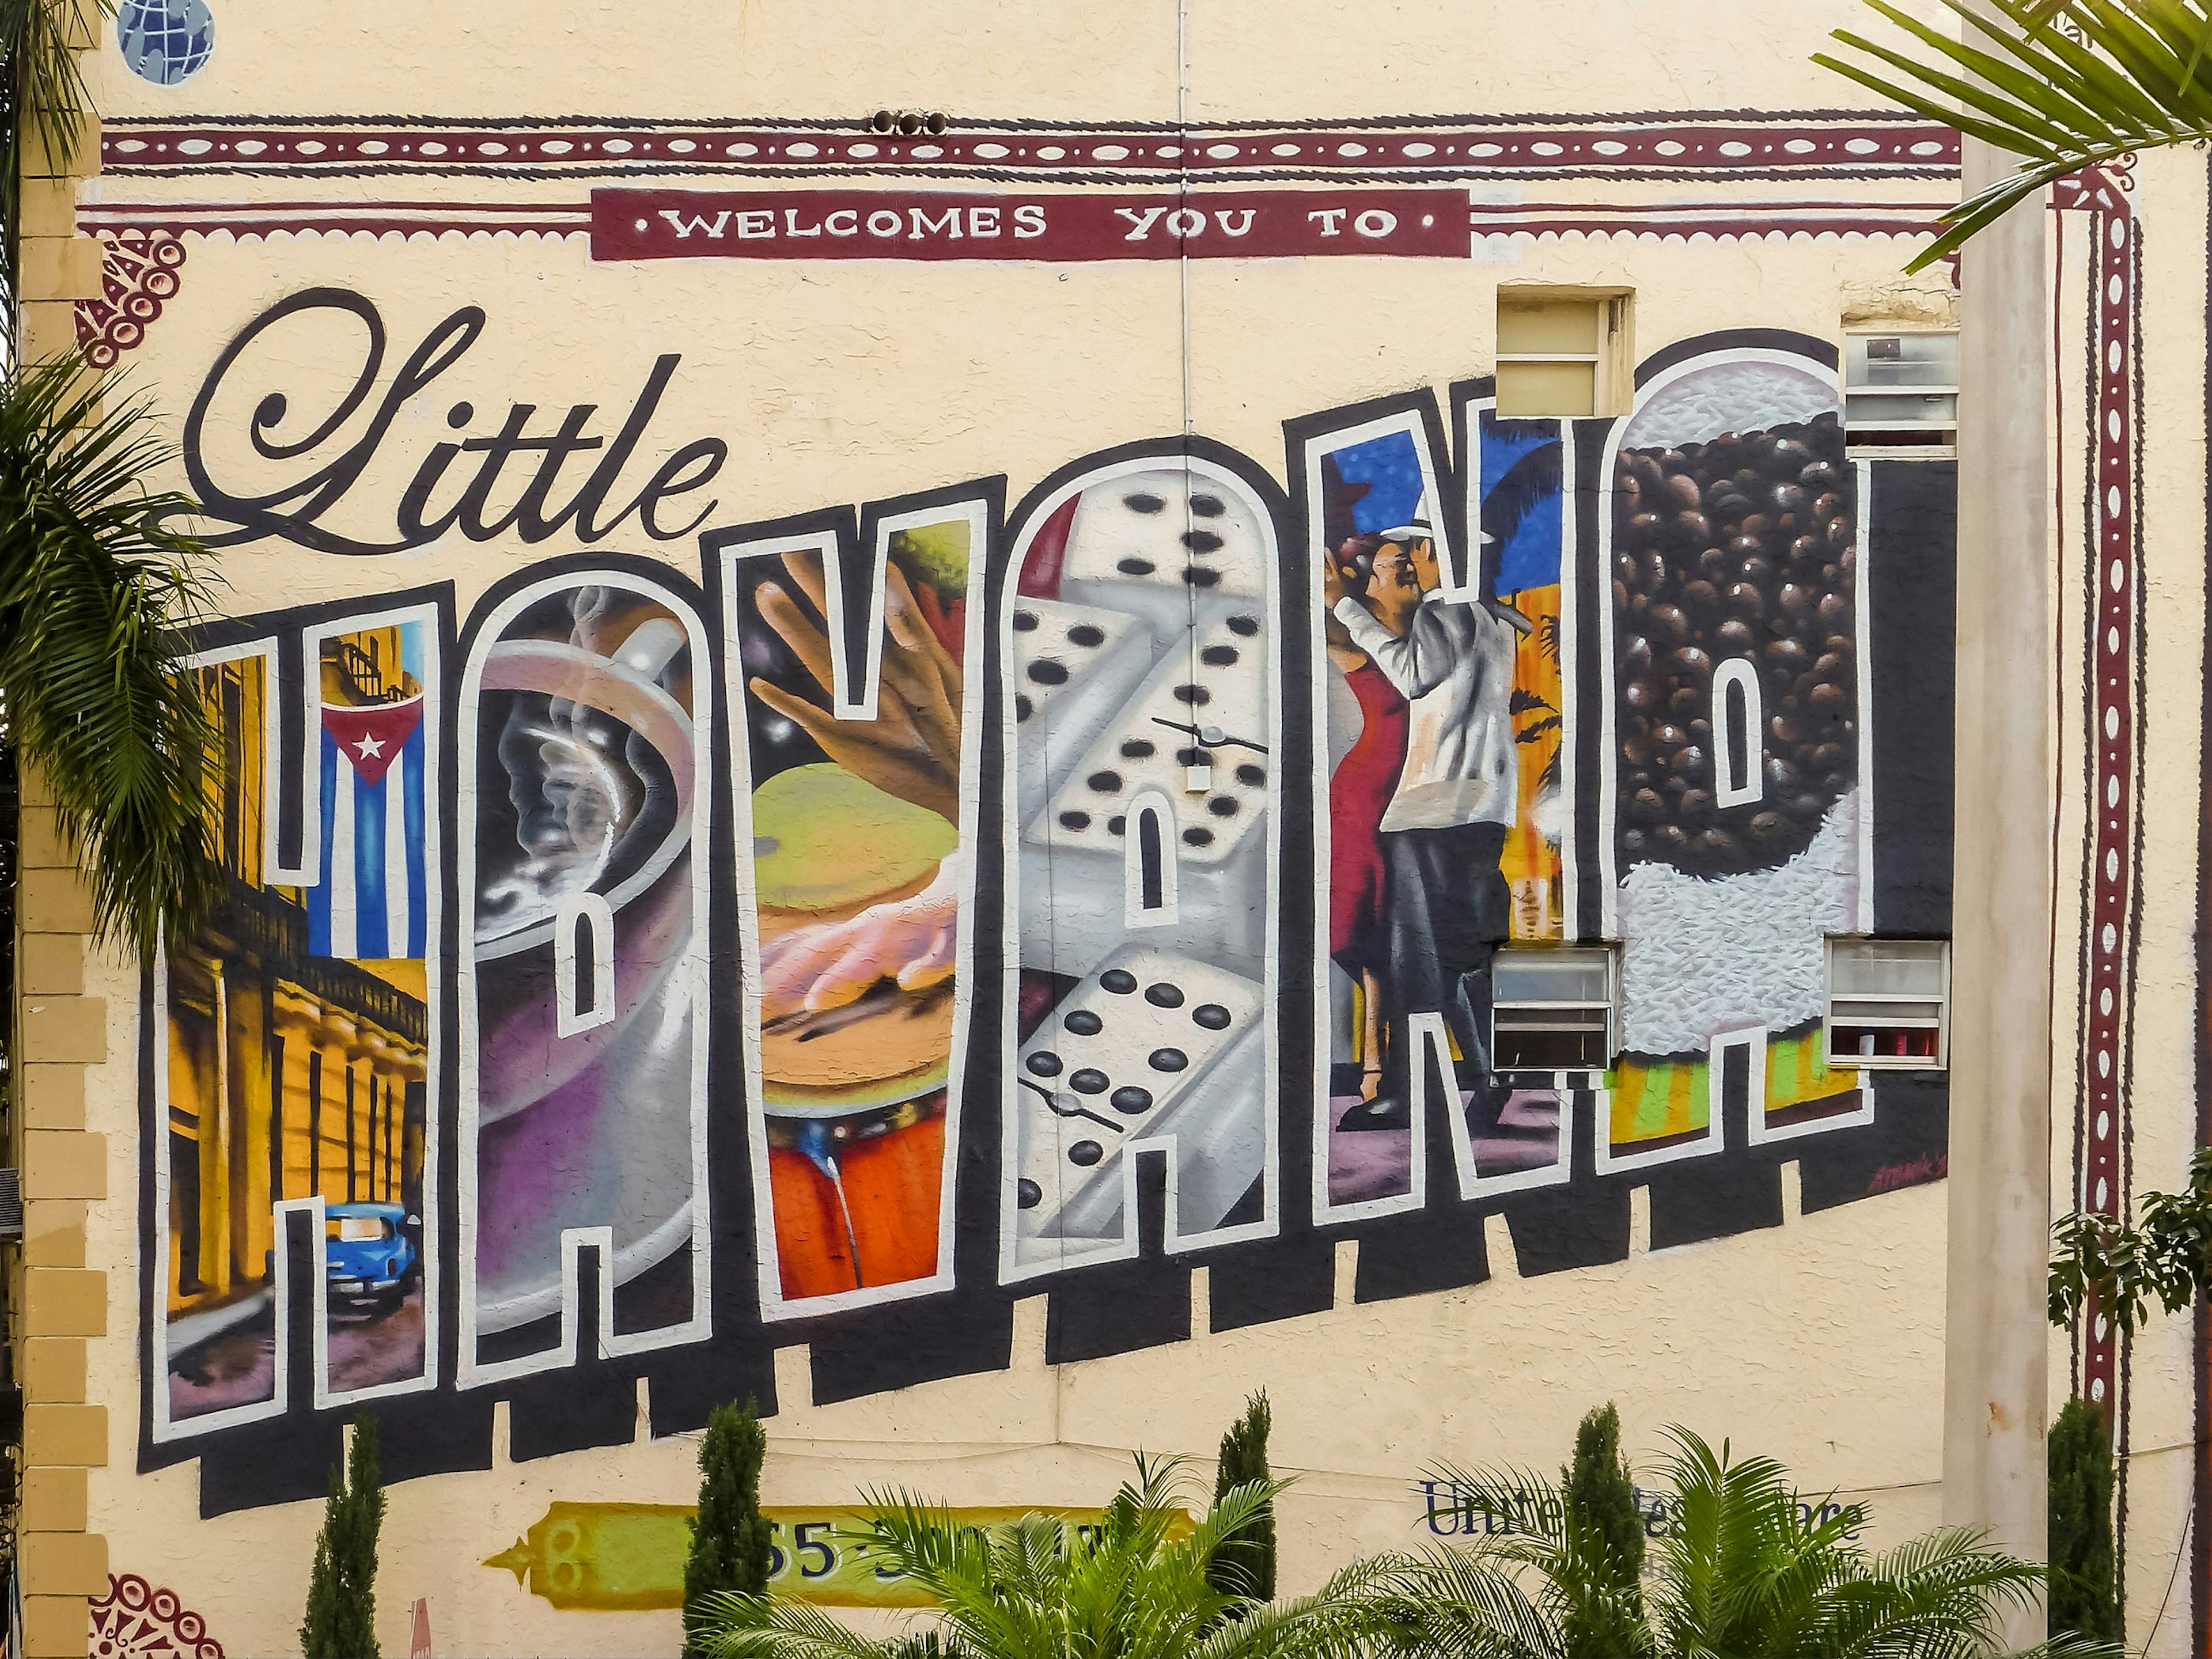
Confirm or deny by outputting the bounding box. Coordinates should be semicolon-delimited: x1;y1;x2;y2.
459;572;711;1379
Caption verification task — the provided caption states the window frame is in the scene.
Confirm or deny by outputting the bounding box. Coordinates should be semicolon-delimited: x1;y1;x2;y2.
1823;935;1952;1072
1489;942;1620;1074
1495;286;1635;419
1842;327;1959;459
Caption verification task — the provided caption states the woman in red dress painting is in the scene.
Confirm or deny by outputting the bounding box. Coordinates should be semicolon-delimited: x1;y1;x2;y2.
1324;533;1416;1120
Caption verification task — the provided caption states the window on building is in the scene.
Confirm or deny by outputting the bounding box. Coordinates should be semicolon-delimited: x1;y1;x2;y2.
1843;329;1958;455
1825;937;1950;1069
1497;290;1633;418
1491;945;1618;1070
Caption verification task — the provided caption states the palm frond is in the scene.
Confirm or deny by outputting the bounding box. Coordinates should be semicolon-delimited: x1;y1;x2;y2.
0;355;222;953
1816;0;2212;268
1361;1547;1566;1659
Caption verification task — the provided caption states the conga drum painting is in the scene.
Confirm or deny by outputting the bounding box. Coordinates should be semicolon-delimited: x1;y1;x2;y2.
997;452;1286;1280
1604;342;1875;1162
717;495;987;1316
459;572;711;1378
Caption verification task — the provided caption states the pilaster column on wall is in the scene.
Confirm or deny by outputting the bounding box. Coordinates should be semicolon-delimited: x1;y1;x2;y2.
14;13;113;1642
16;767;111;1659
17;0;102;373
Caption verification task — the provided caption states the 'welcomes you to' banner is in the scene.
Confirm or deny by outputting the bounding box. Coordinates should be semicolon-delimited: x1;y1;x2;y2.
590;188;1468;260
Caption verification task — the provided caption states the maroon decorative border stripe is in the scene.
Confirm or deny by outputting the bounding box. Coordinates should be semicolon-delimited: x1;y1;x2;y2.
2054;164;2140;1430
99;117;1960;178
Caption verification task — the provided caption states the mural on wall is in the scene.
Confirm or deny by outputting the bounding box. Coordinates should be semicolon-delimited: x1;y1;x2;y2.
138;300;1955;1504
153;607;439;1441
1603;347;1875;1168
1299;399;1574;1222
484;1501;1142;1612
997;451;1286;1278
89;1572;229;1659
458;570;711;1380
715;495;988;1315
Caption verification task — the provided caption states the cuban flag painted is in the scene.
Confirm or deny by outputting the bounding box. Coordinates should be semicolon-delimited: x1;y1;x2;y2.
310;696;428;960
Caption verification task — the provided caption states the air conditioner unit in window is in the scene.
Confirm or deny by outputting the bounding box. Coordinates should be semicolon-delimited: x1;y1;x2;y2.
1844;331;1957;457
1826;937;1950;1070
1491;946;1617;1072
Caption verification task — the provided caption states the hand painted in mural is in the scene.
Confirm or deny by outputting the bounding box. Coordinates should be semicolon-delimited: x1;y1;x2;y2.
721;506;982;1313
999;455;1282;1276
748;552;964;1018
460;575;709;1376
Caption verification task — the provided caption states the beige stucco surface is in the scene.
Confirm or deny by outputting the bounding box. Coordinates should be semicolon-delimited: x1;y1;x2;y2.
24;2;2209;1656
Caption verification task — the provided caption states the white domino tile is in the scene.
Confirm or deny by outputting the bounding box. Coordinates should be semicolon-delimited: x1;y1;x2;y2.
1009;596;1156;824
1025;601;1270;869
1012;943;1267;1253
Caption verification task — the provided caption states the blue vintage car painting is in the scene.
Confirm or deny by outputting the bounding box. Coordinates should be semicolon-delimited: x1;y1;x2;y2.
323;1202;420;1307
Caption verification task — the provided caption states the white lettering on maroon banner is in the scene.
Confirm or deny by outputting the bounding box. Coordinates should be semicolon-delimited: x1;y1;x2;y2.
590;188;1468;261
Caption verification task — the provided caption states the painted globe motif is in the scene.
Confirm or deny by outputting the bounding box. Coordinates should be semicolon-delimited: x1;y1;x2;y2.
115;0;214;85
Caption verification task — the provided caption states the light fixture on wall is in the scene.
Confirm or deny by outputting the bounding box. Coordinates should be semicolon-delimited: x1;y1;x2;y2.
869;109;950;137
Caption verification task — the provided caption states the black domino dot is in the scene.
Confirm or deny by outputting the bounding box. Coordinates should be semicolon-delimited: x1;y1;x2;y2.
1016;694;1033;722
1190;494;1226;517
1069;1140;1105;1166
1059;810;1092;831
1013;609;1039;631
1123;493;1166;514
1088;770;1123;793
1176;747;1207;767
1068;623;1105;647
1228;615;1260;636
1200;644;1239;666
1120;737;1156;759
1028;660;1069;686
1107;816;1127;835
1173;683;1210;706
1101;969;1138;994
1183;566;1222;588
1183;826;1214;847
1065;1009;1103;1036
1117;557;1156;576
1181;530;1224;554
1147;1047;1189;1072
1070;1067;1109;1094
1236;763;1266;786
1192;1004;1232;1030
1145;982;1184;1008
1111;1086;1153;1113
1207;796;1238;818
1027;1051;1062;1077
1017;1178;1043;1209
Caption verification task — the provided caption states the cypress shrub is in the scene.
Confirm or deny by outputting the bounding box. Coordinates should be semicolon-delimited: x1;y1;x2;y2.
683;1399;774;1657
2048;1394;2123;1647
1207;1390;1278;1602
301;1414;384;1659
1560;1402;1646;1659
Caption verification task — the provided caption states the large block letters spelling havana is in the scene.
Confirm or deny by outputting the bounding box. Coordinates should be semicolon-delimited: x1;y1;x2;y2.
143;291;1954;1509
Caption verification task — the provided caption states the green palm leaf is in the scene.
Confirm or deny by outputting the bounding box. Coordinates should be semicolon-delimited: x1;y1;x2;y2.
1817;0;2212;268
689;1454;1392;1659
0;355;222;953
